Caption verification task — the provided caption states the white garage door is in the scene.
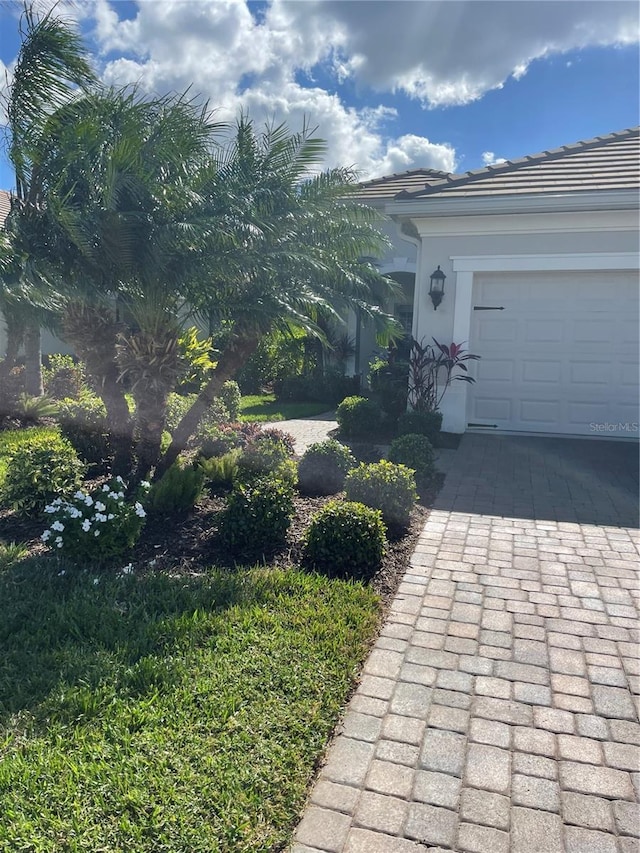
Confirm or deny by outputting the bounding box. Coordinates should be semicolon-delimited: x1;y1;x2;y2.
467;270;639;437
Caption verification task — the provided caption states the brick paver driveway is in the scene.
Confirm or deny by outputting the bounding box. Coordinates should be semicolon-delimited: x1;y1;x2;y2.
293;434;639;853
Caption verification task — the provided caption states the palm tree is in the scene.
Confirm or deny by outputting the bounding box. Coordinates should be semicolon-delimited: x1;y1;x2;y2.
158;118;400;475
2;3;95;396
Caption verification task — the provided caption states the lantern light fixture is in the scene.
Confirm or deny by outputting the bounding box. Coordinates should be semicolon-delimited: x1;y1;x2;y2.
429;265;446;310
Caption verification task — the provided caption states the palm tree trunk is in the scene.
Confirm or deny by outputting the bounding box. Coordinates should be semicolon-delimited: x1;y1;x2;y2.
23;320;43;396
156;330;261;479
62;302;133;475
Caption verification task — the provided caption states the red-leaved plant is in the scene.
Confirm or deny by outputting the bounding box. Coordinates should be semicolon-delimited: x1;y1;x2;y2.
408;338;479;413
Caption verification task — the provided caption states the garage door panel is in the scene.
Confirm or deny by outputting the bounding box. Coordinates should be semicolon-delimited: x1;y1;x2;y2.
569;362;610;384
469;270;639;437
522;361;562;383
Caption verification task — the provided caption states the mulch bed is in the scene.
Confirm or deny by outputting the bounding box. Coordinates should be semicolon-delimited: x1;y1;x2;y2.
0;476;441;610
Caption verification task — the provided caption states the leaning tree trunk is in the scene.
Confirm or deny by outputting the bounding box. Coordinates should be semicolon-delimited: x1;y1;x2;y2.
155;330;261;479
63;302;133;476
23;319;43;396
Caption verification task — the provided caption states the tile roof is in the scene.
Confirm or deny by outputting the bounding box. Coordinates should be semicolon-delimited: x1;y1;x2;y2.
395;127;640;200
355;168;451;199
0;190;10;227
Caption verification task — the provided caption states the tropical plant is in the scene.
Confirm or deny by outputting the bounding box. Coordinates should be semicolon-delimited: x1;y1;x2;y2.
147;460;204;514
1;5;96;396
408;338;479;413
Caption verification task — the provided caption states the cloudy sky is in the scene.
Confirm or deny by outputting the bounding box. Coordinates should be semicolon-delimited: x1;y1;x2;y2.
0;0;638;190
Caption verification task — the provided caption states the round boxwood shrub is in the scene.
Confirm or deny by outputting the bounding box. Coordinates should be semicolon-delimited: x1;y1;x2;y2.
2;434;85;517
237;435;297;484
298;439;356;495
388;433;436;480
303;500;386;579
345;459;417;528
336;396;381;439
218;474;295;557
397;409;443;444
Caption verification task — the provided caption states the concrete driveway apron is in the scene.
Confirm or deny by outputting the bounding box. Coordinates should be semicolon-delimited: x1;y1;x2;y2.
293;434;640;853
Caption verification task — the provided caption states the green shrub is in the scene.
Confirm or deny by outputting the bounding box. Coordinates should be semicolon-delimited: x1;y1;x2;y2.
148;459;205;514
345;460;417;528
40;477;150;563
303;500;386;579
165;392;230;438
237;435;294;482
298;439;355;495
0;365;25;416
218;475;295;557
397;409;443;444
219;380;241;421
369;357;409;419
2;434;85;517
336;396;381;439
13;393;59;423
42;354;86;400
197;422;262;459
387;433;436;479
258;427;296;456
200;450;241;491
175;327;216;394
57;392;111;466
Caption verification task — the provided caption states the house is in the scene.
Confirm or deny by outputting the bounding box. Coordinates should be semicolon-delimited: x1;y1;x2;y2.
357;127;639;439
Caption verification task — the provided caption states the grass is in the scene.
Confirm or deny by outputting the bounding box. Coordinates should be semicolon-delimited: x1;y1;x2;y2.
239;394;330;423
0;555;380;852
0;425;60;485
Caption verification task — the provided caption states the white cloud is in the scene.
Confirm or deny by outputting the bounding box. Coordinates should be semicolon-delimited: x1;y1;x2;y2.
482;151;507;166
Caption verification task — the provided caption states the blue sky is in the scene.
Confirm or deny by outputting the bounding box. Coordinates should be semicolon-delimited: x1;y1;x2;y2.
0;0;638;190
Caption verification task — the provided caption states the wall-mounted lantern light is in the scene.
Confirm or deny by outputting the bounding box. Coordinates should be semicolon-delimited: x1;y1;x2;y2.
429;265;446;310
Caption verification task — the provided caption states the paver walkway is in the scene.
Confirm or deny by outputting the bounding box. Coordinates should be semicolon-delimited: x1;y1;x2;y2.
261;412;337;455
293;434;640;853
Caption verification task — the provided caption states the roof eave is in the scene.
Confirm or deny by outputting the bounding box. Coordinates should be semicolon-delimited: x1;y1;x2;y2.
384;188;640;219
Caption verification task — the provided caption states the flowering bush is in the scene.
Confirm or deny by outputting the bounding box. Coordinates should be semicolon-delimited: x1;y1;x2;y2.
40;476;150;564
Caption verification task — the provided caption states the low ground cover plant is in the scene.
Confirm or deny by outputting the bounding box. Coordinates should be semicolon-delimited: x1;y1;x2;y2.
148;460;205;514
40;476;150;563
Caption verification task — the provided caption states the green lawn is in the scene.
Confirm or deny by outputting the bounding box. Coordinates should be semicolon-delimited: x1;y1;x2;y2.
0;557;379;852
239;394;330;423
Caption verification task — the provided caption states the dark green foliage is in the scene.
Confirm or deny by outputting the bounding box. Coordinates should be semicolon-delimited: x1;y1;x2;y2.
0;365;26;417
13;393;58;423
274;371;360;405
148;459;205;514
218;475;295;556
336;396;381;438
345;460;417;528
165;393;230;437
349;442;383;463
258;427;296;456
237;435;294;482
397;409;443;444
388;433;436;479
197;422;262;458
368;356;409;419
57;392;111;466
303;500;386;579
42;354;86;400
219;380;241;421
1;433;84;517
298;439;356;495
199;450;241;491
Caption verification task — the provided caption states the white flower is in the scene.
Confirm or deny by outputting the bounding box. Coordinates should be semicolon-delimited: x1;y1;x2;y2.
134;502;146;518
84;495;94;506
55;536;63;544
140;481;151;490
51;520;65;532
74;491;86;501
121;563;134;575
107;513;115;520
117;492;125;500
102;484;110;492
53;498;63;506
95;513;108;523
82;519;91;532
57;569;66;576
41;530;51;541
115;476;124;484
57;541;63;549
93;578;99;585
44;504;57;514
95;501;106;512
94;529;100;537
